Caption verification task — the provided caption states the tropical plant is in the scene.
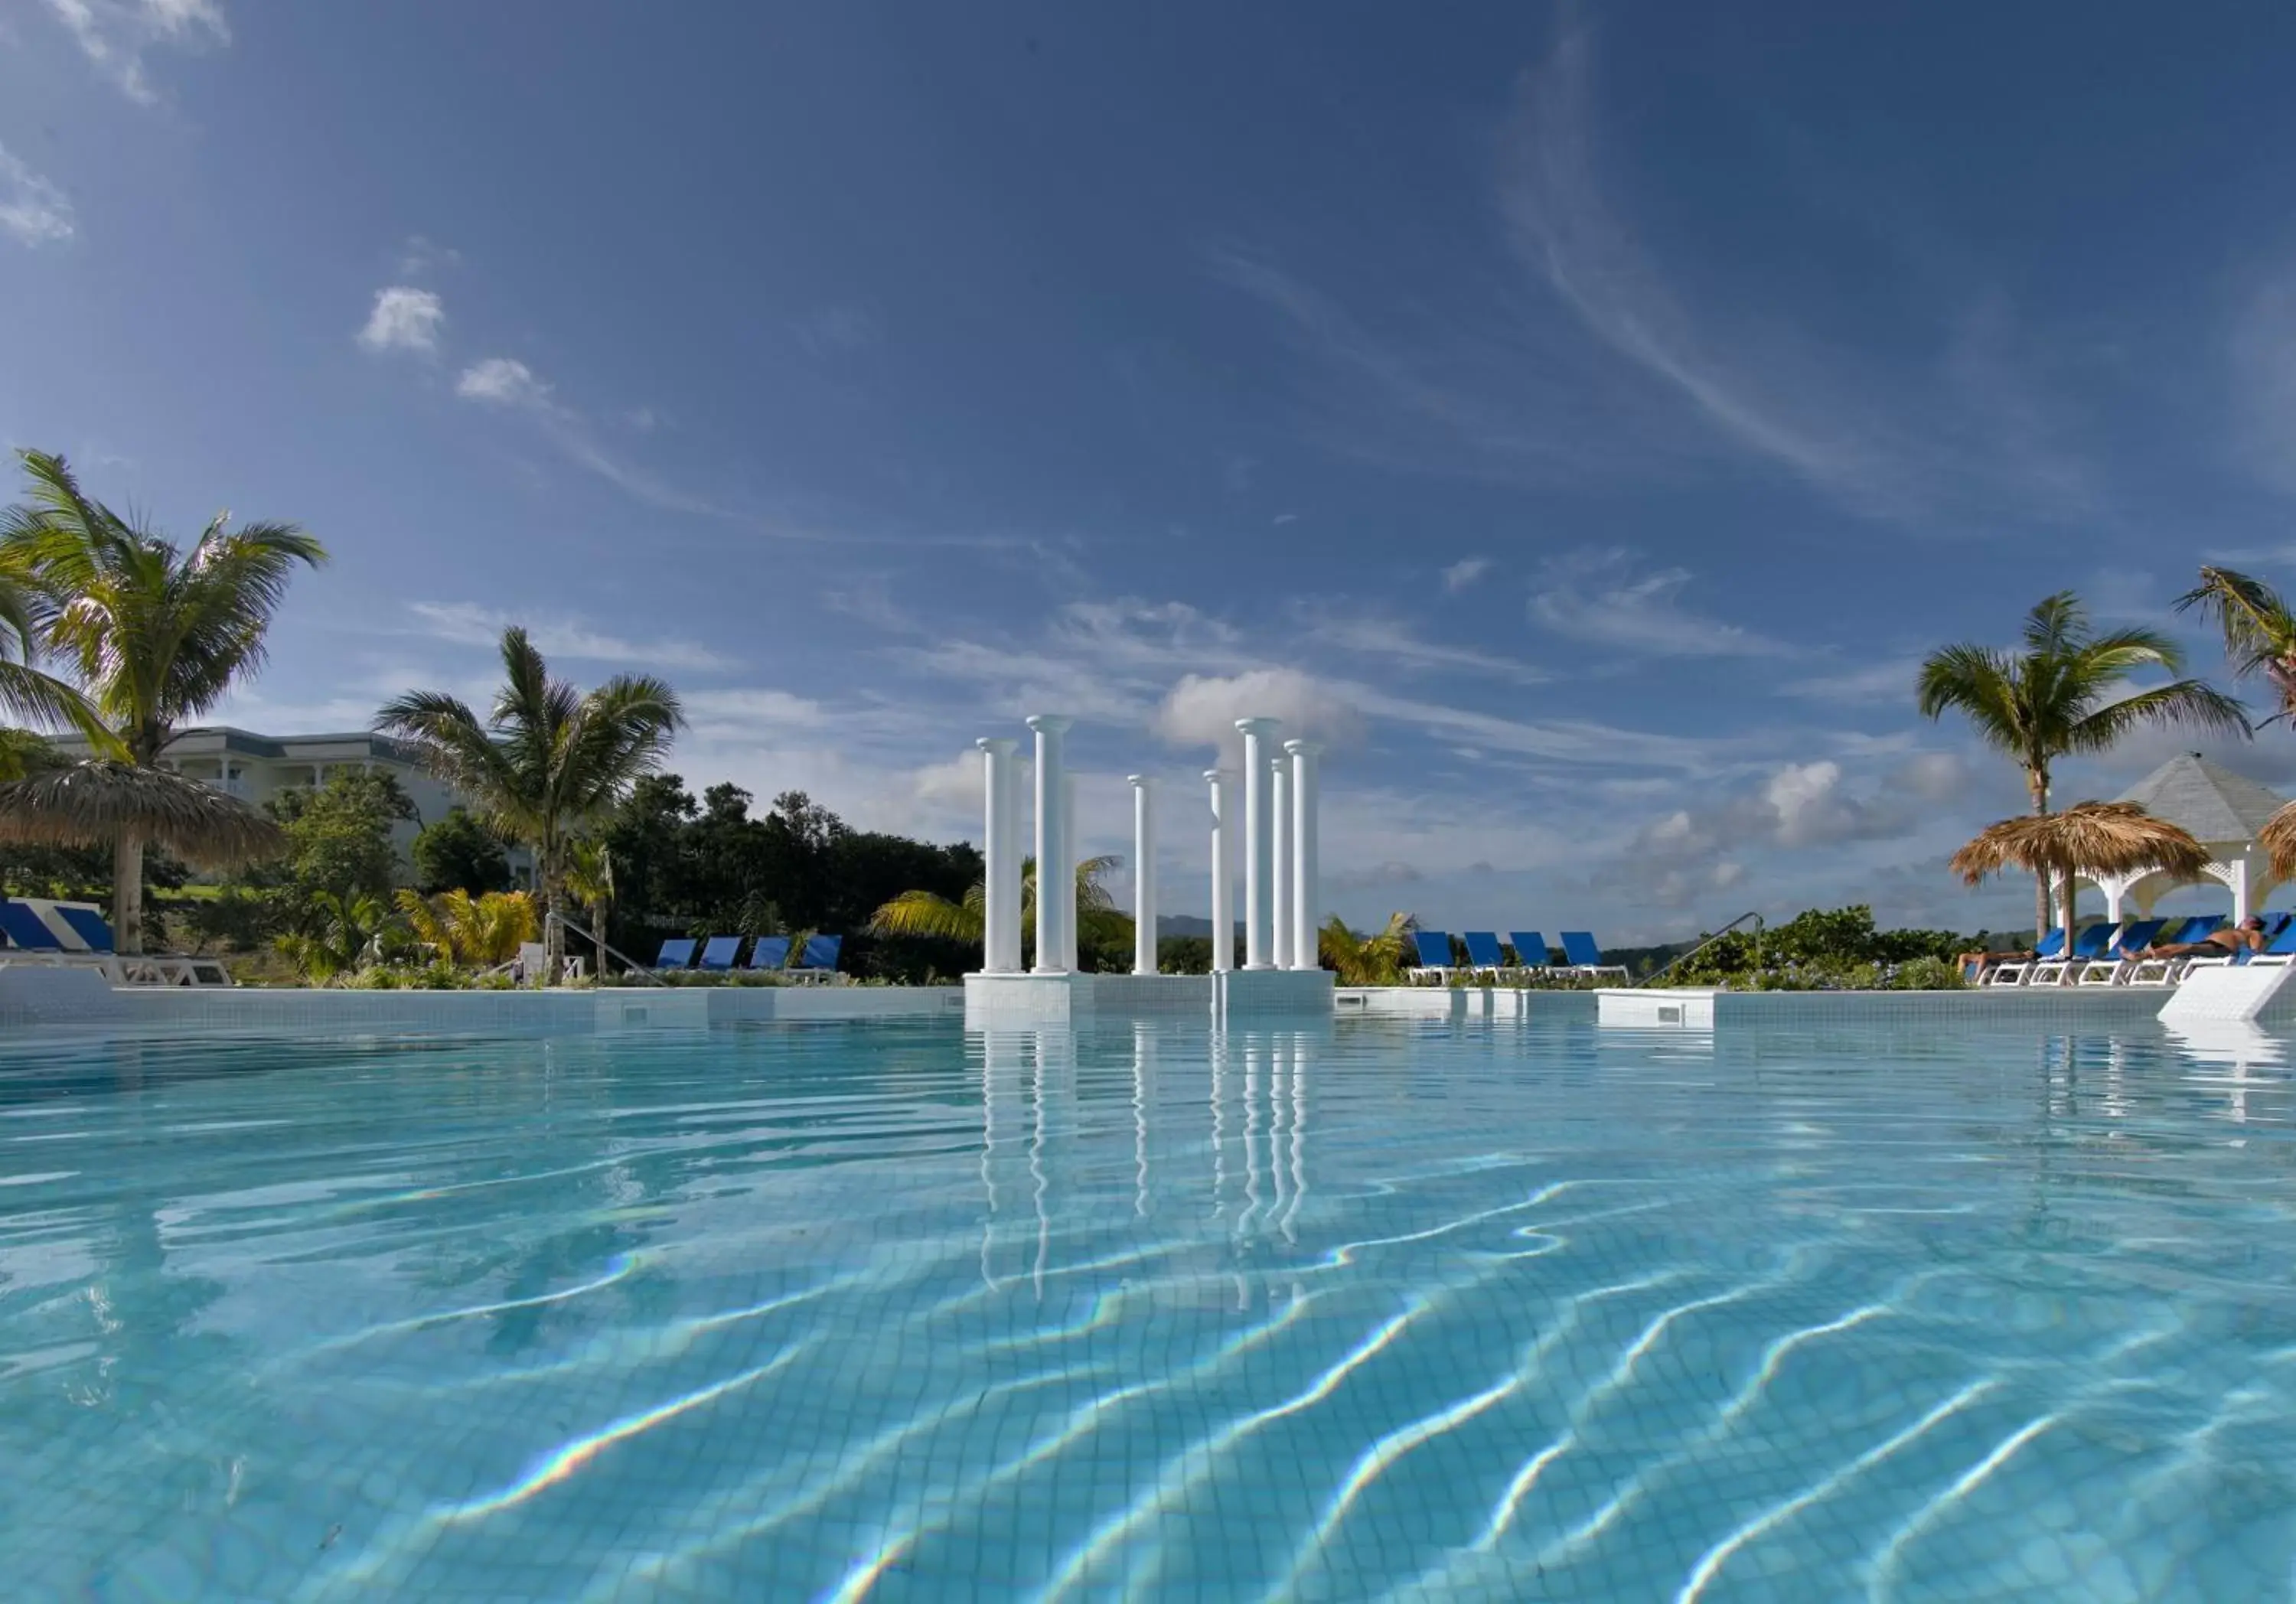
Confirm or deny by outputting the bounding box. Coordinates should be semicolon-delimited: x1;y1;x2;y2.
276;890;390;985
1318;911;1413;983
1949;800;2210;939
1917;591;2248;937
376;626;683;980
2175;566;2296;728
564;839;614;969
412;805;512;895
393;887;537;967
0;449;324;950
869;854;1124;947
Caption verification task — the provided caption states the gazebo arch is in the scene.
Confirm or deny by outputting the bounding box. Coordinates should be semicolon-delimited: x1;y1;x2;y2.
2075;752;2287;924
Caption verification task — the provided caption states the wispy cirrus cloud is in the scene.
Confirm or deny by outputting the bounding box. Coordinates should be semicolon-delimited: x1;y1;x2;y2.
407;601;732;672
454;356;733;519
357;287;444;356
1440;556;1491;593
0;145;73;246
1528;546;1794;659
43;0;227;103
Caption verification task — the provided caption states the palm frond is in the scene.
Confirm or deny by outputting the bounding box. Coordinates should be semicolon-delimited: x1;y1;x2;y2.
869;888;982;941
2065;681;2251;750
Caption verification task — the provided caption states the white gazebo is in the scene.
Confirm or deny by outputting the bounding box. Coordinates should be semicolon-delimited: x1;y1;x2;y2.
2077;752;2289;925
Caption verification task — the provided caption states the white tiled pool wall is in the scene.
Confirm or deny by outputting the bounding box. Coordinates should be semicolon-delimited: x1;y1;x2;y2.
2;964;2237;1038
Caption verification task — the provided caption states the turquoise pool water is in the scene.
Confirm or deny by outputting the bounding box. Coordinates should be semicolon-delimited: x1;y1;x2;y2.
3;1013;2294;1599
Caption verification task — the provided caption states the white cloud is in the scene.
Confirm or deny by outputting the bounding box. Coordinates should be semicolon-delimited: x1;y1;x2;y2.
2232;264;2296;497
396;234;460;279
1441;556;1492;593
43;0;227;103
794;303;881;355
407;601;732;672
1529;547;1793;658
1777;656;1922;706
0;145;73;246
1153;669;1368;757
455;357;551;409
357;286;444;355
1292;602;1548;686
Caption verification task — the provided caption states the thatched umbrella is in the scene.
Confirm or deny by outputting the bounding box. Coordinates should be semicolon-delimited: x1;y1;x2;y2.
0;760;285;953
1951;800;2211;938
2262;801;2296;882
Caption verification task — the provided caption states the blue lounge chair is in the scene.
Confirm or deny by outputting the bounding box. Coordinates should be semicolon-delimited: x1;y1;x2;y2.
696;935;742;972
52;904;116;953
746;935;791;972
1460;931;1507;976
2241;918;2296;970
2026;921;2120;986
1508;932;1551;975
654;937;698;970
2073;918;2167;986
1990;925;2095;986
1409;930;1455;980
1559;931;1627;980
791;934;843;983
2124;916;2226;986
0;900;65;950
1966;927;2063;984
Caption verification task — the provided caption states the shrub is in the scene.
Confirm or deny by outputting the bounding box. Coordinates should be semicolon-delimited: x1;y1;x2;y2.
1891;956;1965;991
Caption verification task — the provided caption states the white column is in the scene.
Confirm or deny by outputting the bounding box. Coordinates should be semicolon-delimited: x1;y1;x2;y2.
1271;758;1293;970
1287;739;1321;970
1205;768;1234;974
1063;771;1080;972
977;738;1021;973
1235;719;1280;970
1027;715;1071;974
1130;775;1157;976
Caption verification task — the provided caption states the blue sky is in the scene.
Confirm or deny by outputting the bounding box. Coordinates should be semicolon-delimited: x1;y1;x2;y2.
4;2;2294;939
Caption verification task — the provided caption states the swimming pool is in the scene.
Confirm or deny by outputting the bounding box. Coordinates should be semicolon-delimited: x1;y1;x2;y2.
3;1012;2292;1599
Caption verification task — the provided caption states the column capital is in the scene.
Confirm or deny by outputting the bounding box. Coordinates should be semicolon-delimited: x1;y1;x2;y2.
1127;773;1153;788
1025;713;1074;734
1202;767;1231;783
1282;738;1322;756
1234;716;1282;737
976;736;1019;754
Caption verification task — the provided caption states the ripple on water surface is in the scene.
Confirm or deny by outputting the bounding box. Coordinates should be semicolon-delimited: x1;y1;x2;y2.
2;1016;2295;1599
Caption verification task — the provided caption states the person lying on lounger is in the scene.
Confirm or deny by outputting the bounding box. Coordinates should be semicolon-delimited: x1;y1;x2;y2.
2136;916;2265;960
1957;941;2055;976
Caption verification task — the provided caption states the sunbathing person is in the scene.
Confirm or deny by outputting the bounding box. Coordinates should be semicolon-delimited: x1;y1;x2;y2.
2137;916;2265;961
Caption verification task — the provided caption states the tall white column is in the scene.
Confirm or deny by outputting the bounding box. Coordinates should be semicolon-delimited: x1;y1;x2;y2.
1236;718;1281;970
1287;740;1321;970
977;737;1022;973
1063;771;1080;972
1205;768;1234;973
1129;775;1157;976
1027;715;1071;974
1271;758;1293;969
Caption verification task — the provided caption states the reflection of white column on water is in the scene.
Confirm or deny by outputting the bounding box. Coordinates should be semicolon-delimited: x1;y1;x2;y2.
1240;1036;1264;1234
1030;1032;1052;1299
1209;1029;1228;1222
1132;1020;1153;1217
1267;1035;1289;1230
978;1032;1014;1288
1280;1032;1309;1240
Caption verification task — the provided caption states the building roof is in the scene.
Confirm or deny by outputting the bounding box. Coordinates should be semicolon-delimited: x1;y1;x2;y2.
2113;751;2288;845
49;725;426;766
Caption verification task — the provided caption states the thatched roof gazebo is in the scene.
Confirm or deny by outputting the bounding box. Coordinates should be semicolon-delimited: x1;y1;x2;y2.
1954;802;2211;939
2076;752;2288;924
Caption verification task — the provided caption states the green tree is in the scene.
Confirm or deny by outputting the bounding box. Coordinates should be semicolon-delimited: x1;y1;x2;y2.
377;626;683;980
563;838;614;970
272;770;416;901
869;855;1125;951
2176;566;2296;727
413;806;513;895
275;890;389;985
1916;591;2248;937
0;450;324;950
1319;912;1414;983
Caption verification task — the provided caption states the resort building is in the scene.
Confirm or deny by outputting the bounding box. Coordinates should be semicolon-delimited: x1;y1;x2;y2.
2081;751;2288;924
47;725;526;875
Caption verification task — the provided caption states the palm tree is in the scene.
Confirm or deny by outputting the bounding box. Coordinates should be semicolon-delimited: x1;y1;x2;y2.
395;887;537;967
564;839;614;970
1917;591;2248;937
276;890;390;986
0;449;325;951
377;627;683;980
1950;802;2210;941
2175;566;2296;728
869;855;1124;950
1319;912;1414;983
